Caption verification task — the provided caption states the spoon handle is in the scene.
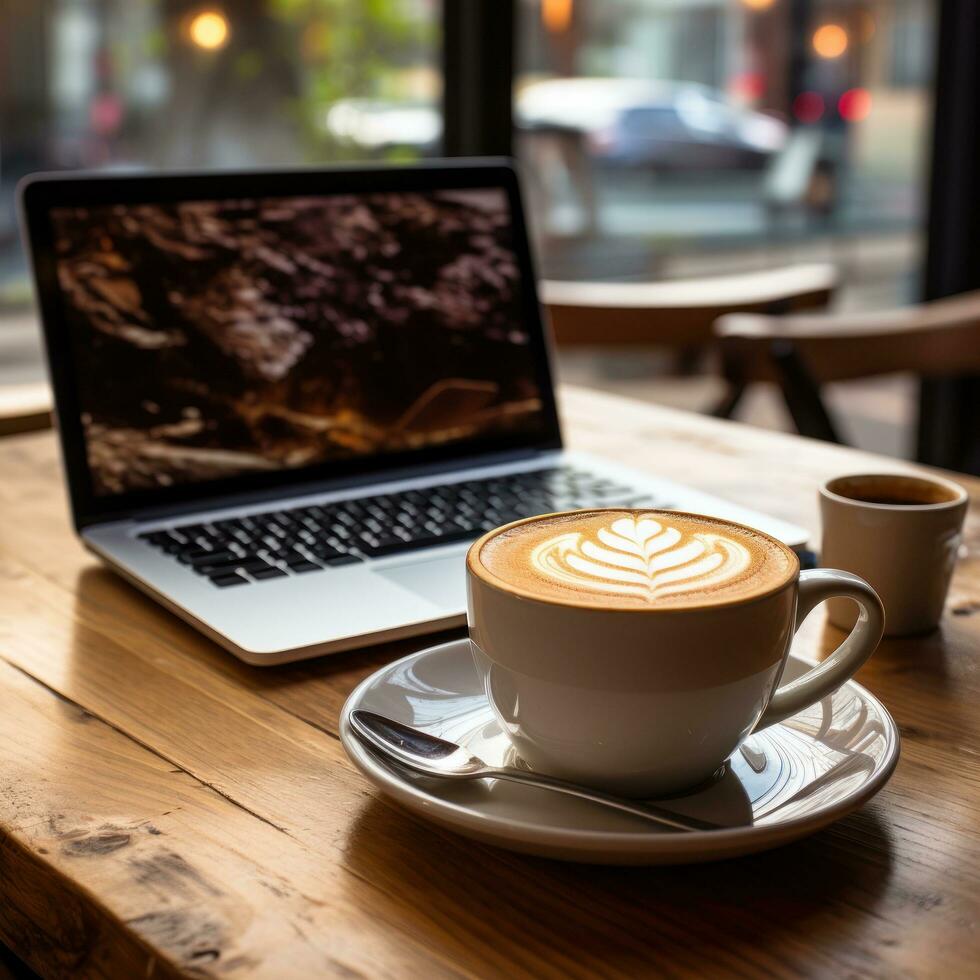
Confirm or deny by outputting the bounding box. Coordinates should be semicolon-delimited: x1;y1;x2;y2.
488;768;718;832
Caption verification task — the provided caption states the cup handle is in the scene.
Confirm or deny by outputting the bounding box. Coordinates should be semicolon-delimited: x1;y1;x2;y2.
753;568;884;731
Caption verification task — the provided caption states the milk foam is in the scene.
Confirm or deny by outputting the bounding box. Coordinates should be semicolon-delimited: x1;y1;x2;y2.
477;511;794;609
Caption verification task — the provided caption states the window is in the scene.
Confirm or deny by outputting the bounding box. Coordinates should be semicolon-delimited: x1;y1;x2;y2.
0;0;949;461
0;0;440;383
515;0;937;311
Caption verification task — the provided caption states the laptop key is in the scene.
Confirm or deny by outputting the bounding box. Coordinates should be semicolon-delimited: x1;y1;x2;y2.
321;553;363;567
250;566;288;581
209;572;248;587
195;559;247;576
310;540;350;557
360;533;407;552
145;535;186;554
187;550;239;567
286;560;322;573
143;529;185;548
240;558;276;573
176;523;209;539
177;546;219;563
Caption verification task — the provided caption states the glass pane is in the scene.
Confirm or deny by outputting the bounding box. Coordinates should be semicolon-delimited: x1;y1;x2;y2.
0;0;441;382
516;0;936;311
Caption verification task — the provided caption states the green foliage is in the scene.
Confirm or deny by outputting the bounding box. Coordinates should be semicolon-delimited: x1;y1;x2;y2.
268;0;437;159
234;50;265;81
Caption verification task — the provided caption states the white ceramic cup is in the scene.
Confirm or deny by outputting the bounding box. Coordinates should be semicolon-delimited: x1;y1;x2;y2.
466;511;885;798
820;473;969;636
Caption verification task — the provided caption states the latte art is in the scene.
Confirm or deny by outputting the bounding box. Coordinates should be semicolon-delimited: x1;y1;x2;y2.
530;516;751;601
475;509;796;610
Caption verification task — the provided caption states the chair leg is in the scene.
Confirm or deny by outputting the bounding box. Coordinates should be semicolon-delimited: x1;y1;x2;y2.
711;382;747;419
673;344;703;377
770;341;845;444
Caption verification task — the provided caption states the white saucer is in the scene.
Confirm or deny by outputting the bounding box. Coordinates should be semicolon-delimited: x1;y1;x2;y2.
340;639;900;864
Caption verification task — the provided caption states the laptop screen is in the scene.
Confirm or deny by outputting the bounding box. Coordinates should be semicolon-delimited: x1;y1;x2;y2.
35;172;560;517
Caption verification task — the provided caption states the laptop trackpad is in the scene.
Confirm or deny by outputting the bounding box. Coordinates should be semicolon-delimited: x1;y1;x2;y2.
376;555;467;609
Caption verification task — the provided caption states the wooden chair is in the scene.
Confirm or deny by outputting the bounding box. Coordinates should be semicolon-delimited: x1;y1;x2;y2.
715;289;980;443
540;263;837;415
0;382;53;437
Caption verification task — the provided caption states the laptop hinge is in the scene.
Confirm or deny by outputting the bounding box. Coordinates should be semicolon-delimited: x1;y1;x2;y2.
93;445;564;528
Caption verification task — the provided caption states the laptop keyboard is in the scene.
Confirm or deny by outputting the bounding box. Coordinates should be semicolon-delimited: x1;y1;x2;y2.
138;466;667;587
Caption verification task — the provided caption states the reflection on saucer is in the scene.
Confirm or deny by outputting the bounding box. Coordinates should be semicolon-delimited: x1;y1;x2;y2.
340;639;899;865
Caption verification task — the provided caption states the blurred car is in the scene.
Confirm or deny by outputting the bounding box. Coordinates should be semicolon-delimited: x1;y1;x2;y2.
516;78;788;172
323;99;440;154
320;79;788;172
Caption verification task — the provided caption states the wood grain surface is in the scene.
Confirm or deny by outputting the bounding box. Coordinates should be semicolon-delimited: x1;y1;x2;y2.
0;385;978;979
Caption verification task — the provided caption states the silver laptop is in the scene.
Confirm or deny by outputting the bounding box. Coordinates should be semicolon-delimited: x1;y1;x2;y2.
20;161;808;665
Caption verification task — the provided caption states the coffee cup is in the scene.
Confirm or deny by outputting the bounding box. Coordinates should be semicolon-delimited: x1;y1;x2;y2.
466;509;884;798
820;473;968;636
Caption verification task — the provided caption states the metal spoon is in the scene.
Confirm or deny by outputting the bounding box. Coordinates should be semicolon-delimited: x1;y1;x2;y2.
349;709;717;832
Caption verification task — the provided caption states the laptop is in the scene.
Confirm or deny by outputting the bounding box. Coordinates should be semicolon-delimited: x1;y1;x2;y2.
19;161;808;665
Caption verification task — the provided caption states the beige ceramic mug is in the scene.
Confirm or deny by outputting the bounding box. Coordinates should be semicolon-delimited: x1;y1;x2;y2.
466;510;885;798
820;473;969;636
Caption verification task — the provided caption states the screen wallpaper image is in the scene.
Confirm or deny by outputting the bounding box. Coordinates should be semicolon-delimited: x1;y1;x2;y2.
50;189;548;497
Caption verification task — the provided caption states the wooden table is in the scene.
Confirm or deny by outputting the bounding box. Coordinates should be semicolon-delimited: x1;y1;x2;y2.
1;386;978;979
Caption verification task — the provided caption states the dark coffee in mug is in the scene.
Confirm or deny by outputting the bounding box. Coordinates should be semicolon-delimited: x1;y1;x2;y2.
820;472;968;635
826;474;960;507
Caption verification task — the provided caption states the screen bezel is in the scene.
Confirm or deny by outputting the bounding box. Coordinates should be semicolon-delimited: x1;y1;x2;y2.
19;160;563;529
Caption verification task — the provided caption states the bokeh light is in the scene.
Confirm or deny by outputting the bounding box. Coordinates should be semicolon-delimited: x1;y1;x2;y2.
740;0;777;10
188;10;230;50
793;91;825;124
838;87;872;122
542;0;573;33
812;24;848;59
730;71;766;102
